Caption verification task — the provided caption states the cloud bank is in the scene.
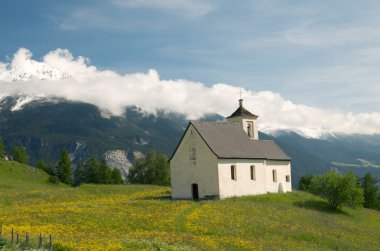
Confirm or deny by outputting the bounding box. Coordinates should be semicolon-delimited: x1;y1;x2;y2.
1;48;380;136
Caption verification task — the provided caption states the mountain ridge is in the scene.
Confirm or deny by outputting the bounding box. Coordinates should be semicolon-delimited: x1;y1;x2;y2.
1;98;380;185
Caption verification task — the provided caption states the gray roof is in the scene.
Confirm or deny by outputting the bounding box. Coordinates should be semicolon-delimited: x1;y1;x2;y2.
190;121;291;160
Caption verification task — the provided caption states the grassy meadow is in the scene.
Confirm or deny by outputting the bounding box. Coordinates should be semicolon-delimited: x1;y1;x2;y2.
0;159;380;250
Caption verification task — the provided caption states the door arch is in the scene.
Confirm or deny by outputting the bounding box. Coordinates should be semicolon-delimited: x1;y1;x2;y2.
192;183;199;200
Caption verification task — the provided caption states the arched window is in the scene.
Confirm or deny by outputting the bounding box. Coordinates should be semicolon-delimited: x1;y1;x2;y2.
231;165;236;180
272;169;277;182
250;165;255;180
247;122;254;138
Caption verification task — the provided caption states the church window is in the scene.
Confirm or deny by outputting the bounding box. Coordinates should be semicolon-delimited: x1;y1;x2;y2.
250;165;255;180
231;165;236;180
272;169;277;182
286;175;290;182
189;145;196;160
247;121;254;138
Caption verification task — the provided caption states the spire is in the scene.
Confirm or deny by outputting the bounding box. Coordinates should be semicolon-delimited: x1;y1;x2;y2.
226;99;258;119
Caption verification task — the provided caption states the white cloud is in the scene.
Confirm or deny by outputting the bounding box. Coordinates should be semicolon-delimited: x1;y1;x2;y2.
1;48;380;135
0;62;6;74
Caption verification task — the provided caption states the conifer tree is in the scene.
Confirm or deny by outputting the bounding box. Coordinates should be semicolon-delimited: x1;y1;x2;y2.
0;136;4;158
85;156;101;183
99;160;112;184
74;161;85;186
361;173;379;209
56;149;72;185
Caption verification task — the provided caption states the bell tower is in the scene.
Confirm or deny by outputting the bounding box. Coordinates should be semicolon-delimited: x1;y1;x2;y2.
226;99;259;140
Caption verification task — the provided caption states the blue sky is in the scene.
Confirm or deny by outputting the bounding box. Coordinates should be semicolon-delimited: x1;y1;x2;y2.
1;0;380;114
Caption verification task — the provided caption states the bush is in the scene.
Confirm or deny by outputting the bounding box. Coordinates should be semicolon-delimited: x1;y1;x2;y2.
310;171;364;210
299;175;313;191
49;175;61;184
0;236;6;247
37;160;54;175
11;146;29;164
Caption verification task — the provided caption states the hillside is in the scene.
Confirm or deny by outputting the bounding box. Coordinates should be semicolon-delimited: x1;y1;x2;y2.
2;99;380;186
0;159;379;250
0;158;51;190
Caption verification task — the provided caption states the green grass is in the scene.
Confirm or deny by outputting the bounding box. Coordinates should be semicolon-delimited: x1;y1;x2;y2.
0;159;380;250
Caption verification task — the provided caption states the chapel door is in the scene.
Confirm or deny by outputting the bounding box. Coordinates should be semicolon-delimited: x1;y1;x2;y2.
192;183;199;200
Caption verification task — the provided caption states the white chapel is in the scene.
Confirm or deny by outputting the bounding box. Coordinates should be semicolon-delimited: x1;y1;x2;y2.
170;99;292;199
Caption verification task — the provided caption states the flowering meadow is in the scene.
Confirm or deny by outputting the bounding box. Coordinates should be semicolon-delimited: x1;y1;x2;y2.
1;159;380;250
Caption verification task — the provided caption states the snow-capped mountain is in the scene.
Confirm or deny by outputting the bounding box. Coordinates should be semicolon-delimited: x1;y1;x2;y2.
260;126;340;140
0;59;71;82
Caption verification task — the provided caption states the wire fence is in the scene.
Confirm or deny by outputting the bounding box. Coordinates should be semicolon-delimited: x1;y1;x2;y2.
0;224;53;250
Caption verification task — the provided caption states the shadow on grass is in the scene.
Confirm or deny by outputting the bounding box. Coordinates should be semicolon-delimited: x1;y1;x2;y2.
293;200;349;215
142;195;173;201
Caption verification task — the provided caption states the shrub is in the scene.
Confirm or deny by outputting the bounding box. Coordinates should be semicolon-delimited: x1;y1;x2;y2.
36;160;54;175
0;236;6;247
299;175;313;191
49;175;61;184
310;171;364;210
11;146;29;164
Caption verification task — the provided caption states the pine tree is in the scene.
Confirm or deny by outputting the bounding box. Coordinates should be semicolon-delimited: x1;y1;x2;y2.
0;136;4;158
361;173;379;209
56;149;72;185
99;160;112;184
85;156;101;184
74;161;85;186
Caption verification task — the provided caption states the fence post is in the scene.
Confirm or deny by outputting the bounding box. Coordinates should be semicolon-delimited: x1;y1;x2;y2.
49;234;53;251
16;233;19;244
0;224;2;238
25;232;29;248
38;233;43;248
11;228;14;245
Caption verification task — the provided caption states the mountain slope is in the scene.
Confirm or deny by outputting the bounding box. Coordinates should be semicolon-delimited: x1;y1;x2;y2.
261;131;380;183
1;97;380;185
1;159;380;250
0;99;186;164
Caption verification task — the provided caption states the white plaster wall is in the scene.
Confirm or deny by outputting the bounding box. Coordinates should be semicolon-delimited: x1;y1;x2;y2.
170;124;219;199
217;159;267;199
265;160;292;193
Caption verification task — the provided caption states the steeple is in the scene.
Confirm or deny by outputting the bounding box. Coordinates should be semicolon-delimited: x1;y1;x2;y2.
227;99;258;119
226;99;259;140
